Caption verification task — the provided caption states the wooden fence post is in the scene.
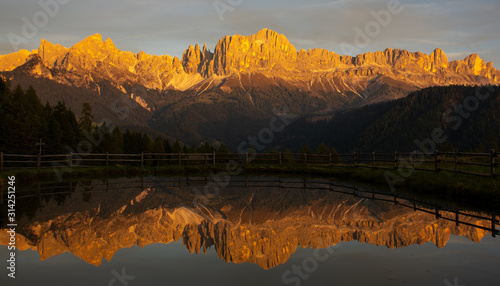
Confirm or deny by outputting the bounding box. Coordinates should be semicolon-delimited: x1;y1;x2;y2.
394;151;398;169
455;148;459;174
435;150;439;173
304;153;307;166
0;152;3;171
353;152;357;167
245;153;248;165
412;151;416;169
213;151;216;166
178;153;181;165
69;152;73;168
279;152;282;166
141;152;144;167
491;149;496;177
37;153;41;169
329;153;332;165
372;152;375;168
492;215;498;238
106;152;109;167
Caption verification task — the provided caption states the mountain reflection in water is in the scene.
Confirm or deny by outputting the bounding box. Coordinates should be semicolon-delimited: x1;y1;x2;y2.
1;176;498;269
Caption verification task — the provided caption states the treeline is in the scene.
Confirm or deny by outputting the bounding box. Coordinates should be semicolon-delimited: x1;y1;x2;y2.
97;125;229;155
0;79;79;154
0;78;224;155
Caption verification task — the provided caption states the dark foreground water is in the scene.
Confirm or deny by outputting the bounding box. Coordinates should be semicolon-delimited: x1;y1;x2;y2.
1;176;499;286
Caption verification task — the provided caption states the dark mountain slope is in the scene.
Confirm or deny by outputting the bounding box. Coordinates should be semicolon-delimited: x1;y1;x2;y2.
276;85;500;152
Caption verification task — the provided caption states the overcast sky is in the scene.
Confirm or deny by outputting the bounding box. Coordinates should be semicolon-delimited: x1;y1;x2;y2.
1;0;499;66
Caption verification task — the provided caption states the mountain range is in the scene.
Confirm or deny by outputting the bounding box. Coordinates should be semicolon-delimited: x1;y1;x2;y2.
1;29;498;148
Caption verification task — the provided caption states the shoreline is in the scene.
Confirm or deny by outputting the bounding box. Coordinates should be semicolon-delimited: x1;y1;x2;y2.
1;164;499;194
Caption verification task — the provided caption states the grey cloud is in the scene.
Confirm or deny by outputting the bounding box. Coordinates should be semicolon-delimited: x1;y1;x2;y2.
0;0;498;66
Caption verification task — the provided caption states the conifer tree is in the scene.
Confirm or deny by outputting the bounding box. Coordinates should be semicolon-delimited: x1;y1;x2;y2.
153;137;165;153
141;134;154;153
79;103;94;133
299;144;313;154
163;138;173;153
217;144;229;153
110;127;124;154
172;139;182;153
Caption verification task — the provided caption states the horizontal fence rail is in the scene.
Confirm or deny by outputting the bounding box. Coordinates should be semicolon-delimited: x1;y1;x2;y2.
0;149;498;178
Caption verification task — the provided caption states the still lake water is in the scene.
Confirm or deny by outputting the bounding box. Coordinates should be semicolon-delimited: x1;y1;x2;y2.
1;176;499;286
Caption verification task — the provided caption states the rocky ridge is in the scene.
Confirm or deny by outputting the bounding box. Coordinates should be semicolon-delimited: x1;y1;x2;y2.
2;29;499;148
1;29;498;101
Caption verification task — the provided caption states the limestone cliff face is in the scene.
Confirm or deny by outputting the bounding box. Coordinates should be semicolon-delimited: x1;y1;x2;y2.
1;29;498;103
182;44;202;74
0;179;491;269
208;28;298;76
33;34;184;91
0;49;34;71
450;54;498;80
38;39;68;68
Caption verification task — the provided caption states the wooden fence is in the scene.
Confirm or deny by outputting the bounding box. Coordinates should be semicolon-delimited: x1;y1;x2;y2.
0;149;498;177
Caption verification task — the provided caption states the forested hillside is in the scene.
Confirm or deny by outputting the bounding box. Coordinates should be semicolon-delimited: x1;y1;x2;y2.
3;79;499;155
276;85;500;153
0;78;222;155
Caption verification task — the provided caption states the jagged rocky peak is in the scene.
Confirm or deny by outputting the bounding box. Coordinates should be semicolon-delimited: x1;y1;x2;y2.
0;49;33;71
103;37;116;49
73;33;104;47
182;43;204;74
464;53;486;74
5;53;53;79
69;33;120;56
296;48;343;70
38;39;68;68
136;50;147;61
210;28;298;76
348;47;449;73
449;53;496;80
430;48;449;68
57;33;139;73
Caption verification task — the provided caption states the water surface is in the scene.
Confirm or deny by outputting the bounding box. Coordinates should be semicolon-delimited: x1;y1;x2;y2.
1;176;499;285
